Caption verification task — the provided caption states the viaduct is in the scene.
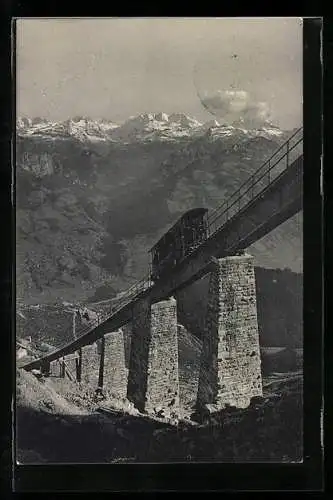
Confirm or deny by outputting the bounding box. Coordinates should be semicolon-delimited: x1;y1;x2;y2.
22;127;303;419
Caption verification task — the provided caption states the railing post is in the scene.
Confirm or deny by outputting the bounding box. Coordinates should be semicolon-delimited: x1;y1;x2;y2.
98;335;105;389
60;358;65;378
76;348;82;382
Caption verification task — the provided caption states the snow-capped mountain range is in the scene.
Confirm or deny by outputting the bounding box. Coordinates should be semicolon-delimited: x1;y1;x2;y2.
17;112;285;144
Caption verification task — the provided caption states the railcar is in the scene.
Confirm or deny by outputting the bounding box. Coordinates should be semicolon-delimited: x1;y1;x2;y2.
149;208;208;281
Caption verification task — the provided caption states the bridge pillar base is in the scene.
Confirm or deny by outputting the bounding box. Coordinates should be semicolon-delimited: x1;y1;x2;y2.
127;297;180;417
59;358;65;378
49;360;61;377
63;354;79;382
197;254;262;412
81;344;100;388
103;330;128;400
40;360;50;376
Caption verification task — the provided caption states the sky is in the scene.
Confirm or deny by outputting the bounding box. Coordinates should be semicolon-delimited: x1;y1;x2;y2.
16;18;303;130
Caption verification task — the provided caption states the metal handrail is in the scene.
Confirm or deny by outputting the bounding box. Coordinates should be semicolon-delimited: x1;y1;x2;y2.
207;128;303;234
66;271;153;343
207;127;302;222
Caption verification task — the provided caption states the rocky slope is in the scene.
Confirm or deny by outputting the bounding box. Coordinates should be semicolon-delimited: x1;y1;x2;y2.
16;366;302;463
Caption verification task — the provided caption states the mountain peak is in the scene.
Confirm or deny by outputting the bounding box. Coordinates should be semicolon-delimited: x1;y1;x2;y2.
17;113;287;144
155;112;169;122
169;113;202;128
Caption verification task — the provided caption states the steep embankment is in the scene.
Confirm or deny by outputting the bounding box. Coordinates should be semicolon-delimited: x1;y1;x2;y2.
16;367;302;463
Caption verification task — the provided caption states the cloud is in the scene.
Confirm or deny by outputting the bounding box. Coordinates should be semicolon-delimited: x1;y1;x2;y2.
198;89;271;126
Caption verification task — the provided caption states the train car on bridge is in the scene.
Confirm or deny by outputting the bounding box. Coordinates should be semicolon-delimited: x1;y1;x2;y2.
150;208;208;281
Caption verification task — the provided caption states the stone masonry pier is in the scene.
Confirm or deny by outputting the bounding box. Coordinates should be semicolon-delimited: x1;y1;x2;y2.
127;297;180;416
63;353;79;382
49;359;61;378
197;254;262;411
43;256;262;419
81;343;100;388
103;330;128;400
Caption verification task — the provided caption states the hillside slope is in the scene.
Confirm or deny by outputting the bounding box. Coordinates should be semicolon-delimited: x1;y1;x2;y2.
16;367;302;463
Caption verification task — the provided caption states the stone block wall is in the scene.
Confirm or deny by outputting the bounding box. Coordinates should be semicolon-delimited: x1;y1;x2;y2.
127;297;180;416
122;323;132;368
197;254;262;411
127;297;151;411
81;343;100;388
103;330;128;400
76;348;82;382
49;359;61;377
63;354;79;382
59;358;65;378
145;297;180;417
177;324;203;411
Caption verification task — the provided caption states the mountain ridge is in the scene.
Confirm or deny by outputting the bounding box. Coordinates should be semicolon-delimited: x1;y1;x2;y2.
17;112;289;144
16;114;302;309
